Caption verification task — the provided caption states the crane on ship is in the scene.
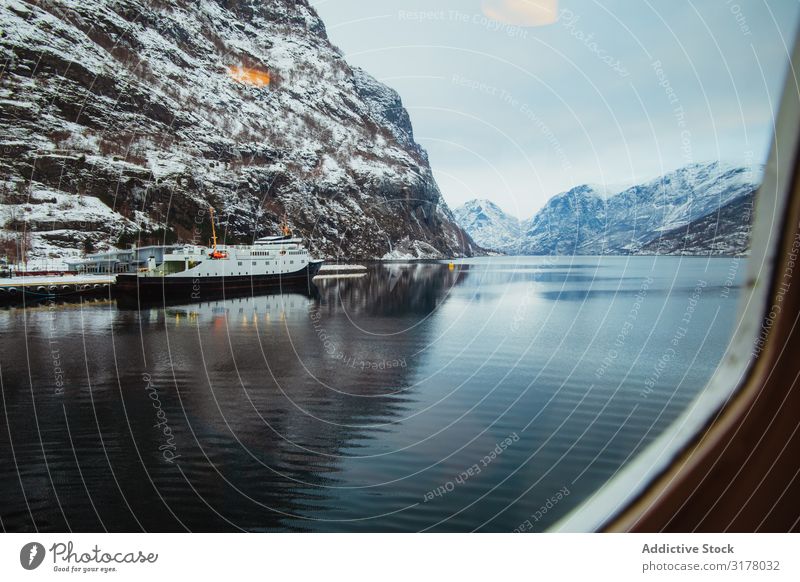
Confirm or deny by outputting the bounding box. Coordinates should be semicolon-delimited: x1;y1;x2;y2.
280;213;293;238
208;206;228;259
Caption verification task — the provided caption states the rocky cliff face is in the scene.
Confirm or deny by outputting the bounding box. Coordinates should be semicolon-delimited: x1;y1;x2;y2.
455;162;758;256
521;184;611;255
0;0;478;264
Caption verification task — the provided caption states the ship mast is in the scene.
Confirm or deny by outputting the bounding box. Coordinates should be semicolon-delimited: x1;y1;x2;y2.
209;206;218;253
208;206;227;259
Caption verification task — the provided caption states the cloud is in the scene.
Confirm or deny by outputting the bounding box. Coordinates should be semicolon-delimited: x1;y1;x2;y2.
481;0;559;27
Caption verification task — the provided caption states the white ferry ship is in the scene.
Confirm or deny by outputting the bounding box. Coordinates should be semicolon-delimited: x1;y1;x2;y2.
116;211;323;300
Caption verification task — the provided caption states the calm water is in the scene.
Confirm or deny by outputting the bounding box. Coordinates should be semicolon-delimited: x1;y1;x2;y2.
0;256;745;532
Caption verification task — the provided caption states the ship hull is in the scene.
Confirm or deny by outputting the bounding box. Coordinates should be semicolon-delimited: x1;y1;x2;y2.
115;261;323;303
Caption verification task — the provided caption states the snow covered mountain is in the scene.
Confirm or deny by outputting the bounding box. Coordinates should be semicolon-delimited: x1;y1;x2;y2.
454;162;759;256
636;191;755;256
0;0;478;264
520;184;611;255
452;199;523;253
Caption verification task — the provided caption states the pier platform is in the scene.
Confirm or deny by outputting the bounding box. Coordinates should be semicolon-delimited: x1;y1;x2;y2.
314;264;367;280
0;274;115;303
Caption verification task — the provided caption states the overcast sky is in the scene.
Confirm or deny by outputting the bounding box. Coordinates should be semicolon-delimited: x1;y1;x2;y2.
312;0;800;218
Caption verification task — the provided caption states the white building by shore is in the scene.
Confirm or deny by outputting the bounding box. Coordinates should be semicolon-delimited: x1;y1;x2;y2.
65;245;182;274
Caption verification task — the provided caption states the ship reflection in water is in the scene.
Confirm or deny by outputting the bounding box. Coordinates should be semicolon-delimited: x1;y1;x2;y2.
0;257;743;531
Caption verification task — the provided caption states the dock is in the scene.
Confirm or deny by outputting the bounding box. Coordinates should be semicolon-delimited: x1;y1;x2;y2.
0;263;367;304
0;274;115;303
316;264;367;274
314;264;368;280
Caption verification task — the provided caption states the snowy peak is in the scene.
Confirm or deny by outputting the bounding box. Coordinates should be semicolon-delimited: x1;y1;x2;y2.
455;199;515;228
609;162;758;241
521;185;610;255
562;184;608;198
453;199;522;252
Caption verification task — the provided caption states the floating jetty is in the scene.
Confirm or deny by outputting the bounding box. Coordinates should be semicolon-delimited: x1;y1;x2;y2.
0;274;115;304
313;264;367;280
319;265;367;275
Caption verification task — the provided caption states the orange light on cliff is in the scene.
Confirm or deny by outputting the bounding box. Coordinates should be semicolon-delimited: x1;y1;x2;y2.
227;65;271;87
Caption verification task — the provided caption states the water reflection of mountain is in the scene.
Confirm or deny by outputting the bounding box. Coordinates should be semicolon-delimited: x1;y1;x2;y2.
0;277;460;531
314;263;468;317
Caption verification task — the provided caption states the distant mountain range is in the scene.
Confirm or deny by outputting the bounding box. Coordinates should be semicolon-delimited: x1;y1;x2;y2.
454;162;758;256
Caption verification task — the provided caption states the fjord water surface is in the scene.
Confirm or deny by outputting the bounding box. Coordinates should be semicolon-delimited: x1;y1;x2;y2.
0;256;744;531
